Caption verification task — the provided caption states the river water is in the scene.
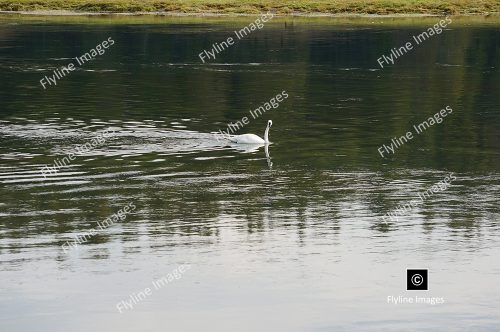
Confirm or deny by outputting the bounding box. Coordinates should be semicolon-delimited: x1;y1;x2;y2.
0;15;499;331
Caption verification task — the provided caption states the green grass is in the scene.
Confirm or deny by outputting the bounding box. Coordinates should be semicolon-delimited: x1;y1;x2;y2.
0;0;498;15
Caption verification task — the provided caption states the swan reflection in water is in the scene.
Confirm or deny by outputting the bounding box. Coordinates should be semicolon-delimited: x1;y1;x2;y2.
229;142;273;169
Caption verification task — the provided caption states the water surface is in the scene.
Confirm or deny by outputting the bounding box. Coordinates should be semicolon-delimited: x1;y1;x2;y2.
0;15;499;331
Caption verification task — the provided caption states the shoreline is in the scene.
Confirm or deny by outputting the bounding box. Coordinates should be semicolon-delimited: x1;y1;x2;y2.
0;0;498;17
1;10;498;17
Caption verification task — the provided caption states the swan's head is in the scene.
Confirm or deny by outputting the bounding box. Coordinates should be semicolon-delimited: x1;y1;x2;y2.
264;120;272;144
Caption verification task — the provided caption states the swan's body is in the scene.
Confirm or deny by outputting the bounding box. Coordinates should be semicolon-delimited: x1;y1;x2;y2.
230;133;265;144
230;120;272;144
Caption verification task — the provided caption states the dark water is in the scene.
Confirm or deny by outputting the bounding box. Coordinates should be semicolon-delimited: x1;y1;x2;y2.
0;15;499;331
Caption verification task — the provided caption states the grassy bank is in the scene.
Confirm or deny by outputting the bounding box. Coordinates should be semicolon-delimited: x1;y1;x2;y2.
0;0;498;16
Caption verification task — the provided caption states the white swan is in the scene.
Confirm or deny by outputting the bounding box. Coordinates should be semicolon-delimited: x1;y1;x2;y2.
230;120;272;144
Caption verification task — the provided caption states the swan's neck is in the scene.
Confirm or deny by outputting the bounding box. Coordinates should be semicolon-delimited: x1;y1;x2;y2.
264;125;270;143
